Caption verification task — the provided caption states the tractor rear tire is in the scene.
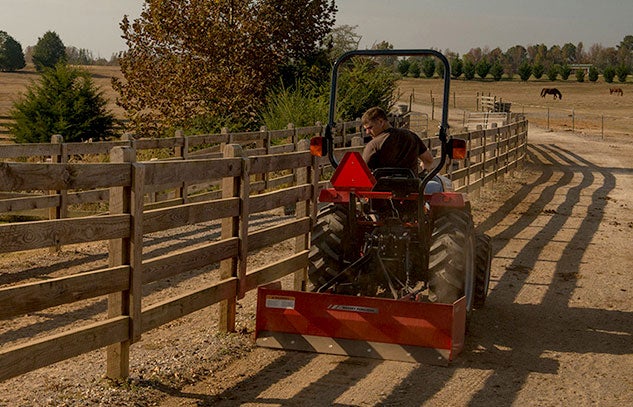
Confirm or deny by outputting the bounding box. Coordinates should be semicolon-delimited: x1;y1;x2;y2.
428;210;476;310
473;232;492;308
308;204;350;289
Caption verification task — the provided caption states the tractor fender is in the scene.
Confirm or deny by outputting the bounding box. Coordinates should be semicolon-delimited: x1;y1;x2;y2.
429;192;469;209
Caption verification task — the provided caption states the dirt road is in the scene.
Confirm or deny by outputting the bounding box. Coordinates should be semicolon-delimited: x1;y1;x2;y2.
158;125;633;406
2;124;632;406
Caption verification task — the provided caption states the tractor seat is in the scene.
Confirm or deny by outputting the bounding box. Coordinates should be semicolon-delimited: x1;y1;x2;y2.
372;167;421;198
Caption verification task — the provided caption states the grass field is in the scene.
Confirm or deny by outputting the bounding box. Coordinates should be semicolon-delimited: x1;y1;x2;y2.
1;65;631;141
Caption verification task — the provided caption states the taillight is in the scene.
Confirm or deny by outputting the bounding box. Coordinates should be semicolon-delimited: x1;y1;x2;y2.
310;136;325;157
448;138;467;160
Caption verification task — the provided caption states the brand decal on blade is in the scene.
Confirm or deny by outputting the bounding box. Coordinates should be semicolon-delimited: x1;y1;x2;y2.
327;304;379;314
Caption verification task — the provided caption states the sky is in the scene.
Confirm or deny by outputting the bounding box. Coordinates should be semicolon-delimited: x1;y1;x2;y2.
1;0;631;59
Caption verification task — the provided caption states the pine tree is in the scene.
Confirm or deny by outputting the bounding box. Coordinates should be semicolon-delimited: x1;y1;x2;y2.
0;31;26;71
10;64;115;143
32;31;67;71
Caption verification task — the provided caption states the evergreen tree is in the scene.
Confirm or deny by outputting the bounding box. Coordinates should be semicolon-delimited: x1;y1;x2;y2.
0;31;26;71
450;57;463;79
546;64;559;81
560;64;572;80
397;59;410;76
518;62;532;81
615;64;629;82
575;69;585;82
490;62;504;81
422;57;435;78
603;66;615;83
463;60;475;80
532;62;545;79
588;66;599;82
475;58;491;79
9;64;115;143
408;61;420;78
32;31;66;71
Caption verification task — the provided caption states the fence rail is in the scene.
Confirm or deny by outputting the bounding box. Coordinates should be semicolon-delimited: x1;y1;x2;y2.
0;118;528;382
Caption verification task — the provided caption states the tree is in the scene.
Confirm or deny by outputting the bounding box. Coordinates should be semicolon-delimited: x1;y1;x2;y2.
397;59;410;76
114;0;336;137
603;66;615;83
450;57;463;79
407;61;420;78
532;62;545;79
575;69;585;82
518;61;532;81
588;66;599;82
0;31;26;71
422;57;435;78
336;57;398;121
31;31;66;71
475;58;491;79
9;64;115;143
546;64;559;81
325;24;361;61
463;60;475;80
560;64;572;80
490;62;504;81
615;64;629;82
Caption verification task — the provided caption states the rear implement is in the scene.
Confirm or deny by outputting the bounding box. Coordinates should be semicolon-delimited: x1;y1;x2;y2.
255;286;465;365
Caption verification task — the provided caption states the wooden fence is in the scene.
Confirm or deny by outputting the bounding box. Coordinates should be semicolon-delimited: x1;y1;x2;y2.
0;118;528;382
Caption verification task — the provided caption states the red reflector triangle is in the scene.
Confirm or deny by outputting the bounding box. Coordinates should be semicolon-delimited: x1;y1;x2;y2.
330;152;376;191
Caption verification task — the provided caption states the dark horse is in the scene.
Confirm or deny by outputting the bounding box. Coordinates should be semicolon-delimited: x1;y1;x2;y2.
610;87;624;96
541;88;562;99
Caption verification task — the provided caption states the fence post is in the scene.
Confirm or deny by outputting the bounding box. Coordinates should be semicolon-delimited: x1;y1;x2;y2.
293;139;312;291
106;146;137;380
49;134;67;251
219;144;247;330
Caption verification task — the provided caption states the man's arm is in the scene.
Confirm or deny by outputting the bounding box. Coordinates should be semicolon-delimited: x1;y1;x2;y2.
419;149;434;171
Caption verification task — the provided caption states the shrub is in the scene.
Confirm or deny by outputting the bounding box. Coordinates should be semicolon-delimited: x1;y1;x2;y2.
10;63;115;143
575;69;585;82
259;80;327;130
588;66;599;82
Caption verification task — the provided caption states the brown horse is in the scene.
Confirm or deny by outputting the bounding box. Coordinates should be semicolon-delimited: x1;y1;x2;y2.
541;88;562;99
610;87;624;96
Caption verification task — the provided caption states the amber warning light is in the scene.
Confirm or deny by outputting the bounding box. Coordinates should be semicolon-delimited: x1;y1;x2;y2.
330;152;376;191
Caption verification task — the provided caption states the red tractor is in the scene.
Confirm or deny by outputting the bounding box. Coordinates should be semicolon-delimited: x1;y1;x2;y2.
256;49;492;364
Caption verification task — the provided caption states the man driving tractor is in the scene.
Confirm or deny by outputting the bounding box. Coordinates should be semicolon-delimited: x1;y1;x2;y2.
361;106;434;173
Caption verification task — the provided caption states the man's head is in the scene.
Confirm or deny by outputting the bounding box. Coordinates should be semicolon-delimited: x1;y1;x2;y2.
362;107;390;138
